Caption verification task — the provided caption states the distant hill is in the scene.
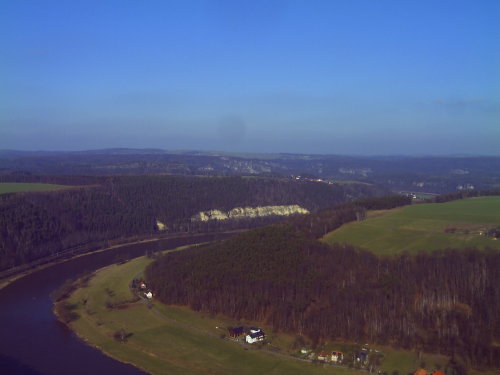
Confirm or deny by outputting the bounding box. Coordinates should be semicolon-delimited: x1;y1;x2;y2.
1;149;499;193
322;196;500;255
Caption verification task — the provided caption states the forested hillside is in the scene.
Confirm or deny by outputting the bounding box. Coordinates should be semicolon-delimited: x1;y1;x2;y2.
146;196;500;369
0;175;386;271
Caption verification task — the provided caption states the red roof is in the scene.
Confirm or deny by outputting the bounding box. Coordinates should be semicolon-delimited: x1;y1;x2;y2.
414;369;428;375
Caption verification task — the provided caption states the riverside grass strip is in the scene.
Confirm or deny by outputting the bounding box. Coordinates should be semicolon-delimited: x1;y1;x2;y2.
65;254;363;375
64;245;499;375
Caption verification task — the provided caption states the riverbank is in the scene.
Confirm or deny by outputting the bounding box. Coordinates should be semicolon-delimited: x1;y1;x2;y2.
0;231;241;291
59;248;500;375
59;250;369;375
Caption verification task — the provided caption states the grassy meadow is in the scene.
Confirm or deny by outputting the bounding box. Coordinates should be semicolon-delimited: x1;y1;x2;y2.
65;253;366;375
322;196;500;255
63;244;499;375
0;182;70;194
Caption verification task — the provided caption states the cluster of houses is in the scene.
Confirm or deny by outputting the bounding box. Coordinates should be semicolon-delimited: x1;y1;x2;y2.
226;323;375;368
227;326;266;344
301;348;346;364
300;347;374;367
138;281;153;299
316;350;345;364
291;175;335;185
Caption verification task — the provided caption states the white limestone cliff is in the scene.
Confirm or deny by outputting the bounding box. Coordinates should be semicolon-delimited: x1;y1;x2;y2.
191;205;309;222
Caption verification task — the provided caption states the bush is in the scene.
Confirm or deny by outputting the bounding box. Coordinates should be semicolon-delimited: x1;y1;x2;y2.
50;279;76;302
113;329;133;342
54;302;80;323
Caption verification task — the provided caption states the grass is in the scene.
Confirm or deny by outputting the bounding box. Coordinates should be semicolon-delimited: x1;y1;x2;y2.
0;182;71;194
378;346;448;375
64;246;497;375
322;196;500;255
65;253;365;375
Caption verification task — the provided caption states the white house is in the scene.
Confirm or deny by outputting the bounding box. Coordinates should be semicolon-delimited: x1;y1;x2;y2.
331;351;343;363
145;291;153;299
245;328;265;344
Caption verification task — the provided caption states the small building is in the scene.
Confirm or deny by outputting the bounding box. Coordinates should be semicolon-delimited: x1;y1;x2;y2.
301;348;311;355
245;328;265;344
139;281;147;289
331;351;343;363
317;352;328;361
228;326;245;338
145;291;153;299
413;369;428;375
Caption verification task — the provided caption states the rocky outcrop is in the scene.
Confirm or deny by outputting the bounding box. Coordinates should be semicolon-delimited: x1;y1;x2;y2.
191;205;309;222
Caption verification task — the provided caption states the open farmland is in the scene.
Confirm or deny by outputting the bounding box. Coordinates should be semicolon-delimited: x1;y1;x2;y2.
322;196;500;255
0;182;70;194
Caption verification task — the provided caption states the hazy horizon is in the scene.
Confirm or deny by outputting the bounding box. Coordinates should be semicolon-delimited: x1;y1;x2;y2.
2;147;499;158
2;1;499;155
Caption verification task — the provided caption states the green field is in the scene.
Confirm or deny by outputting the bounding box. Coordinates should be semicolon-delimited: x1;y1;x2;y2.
65;253;366;375
322;196;500;255
63;246;498;375
0;182;70;194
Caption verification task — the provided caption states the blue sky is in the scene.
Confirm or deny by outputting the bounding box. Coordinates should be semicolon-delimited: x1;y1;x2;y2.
1;0;499;154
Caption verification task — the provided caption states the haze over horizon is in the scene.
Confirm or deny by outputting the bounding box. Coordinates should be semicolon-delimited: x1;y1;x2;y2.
2;1;499;155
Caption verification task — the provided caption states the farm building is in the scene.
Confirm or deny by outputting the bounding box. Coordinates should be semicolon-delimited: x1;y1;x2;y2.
245;328;265;344
317;352;328;361
331;351;343;363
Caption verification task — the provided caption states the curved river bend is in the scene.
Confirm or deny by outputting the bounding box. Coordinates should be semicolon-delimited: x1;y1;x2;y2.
0;233;232;375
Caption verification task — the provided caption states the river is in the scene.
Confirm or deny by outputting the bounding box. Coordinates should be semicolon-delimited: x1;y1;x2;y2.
0;233;233;375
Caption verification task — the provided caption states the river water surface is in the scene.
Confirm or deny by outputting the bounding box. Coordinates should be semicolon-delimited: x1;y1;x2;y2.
0;233;231;375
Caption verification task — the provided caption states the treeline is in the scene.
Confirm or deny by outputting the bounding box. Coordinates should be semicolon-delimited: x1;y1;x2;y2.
146;224;500;369
0;175;386;271
284;195;411;238
431;188;500;203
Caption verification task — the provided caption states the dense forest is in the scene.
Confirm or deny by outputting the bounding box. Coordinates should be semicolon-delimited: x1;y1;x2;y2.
146;195;500;369
0;174;386;271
